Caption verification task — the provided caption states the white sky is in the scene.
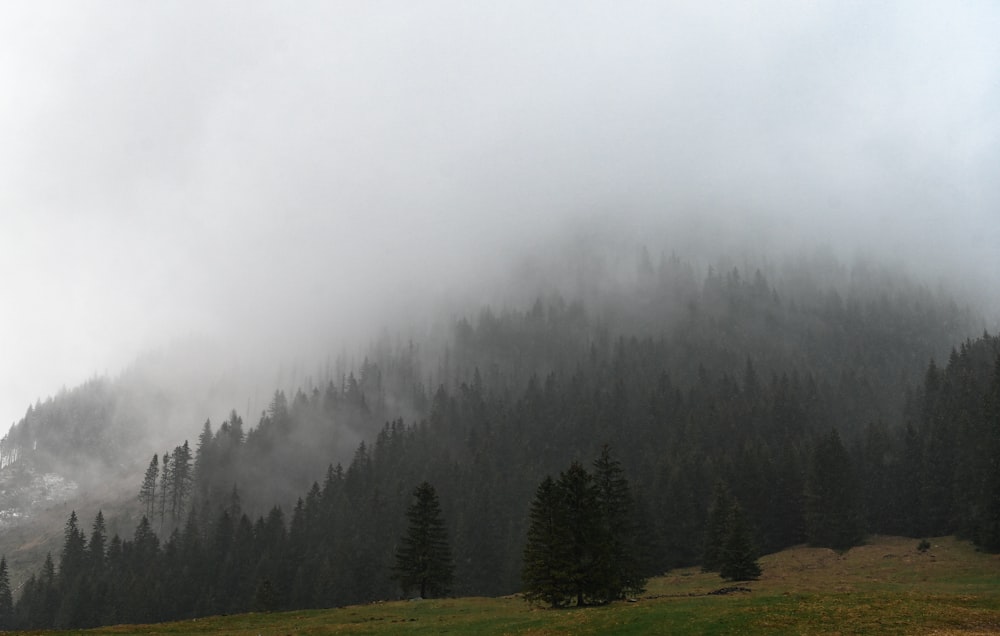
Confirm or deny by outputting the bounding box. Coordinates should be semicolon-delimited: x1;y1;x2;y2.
1;1;999;428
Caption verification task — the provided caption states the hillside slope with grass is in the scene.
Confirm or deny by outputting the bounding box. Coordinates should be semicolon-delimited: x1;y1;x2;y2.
16;536;999;635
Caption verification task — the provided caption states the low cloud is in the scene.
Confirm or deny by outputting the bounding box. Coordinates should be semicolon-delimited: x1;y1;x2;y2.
1;1;998;427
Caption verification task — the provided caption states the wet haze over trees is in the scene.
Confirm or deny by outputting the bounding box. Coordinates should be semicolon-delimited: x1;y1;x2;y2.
6;251;1000;627
1;1;999;630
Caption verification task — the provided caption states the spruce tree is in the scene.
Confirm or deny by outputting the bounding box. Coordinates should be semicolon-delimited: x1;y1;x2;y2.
806;429;864;550
0;556;12;630
36;553;59;629
979;353;1000;551
169;441;193;522
523;453;646;608
59;511;87;586
393;482;454;598
159;451;172;531
561;461;601;606
592;445;646;601
522;476;572;607
139;454;159;519
719;503;762;581
89;510;107;570
702;481;734;572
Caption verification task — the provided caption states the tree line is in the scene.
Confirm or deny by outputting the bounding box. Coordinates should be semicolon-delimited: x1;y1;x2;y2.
2;257;996;629
6;328;998;628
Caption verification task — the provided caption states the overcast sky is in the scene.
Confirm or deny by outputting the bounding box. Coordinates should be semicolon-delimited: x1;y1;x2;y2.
1;1;998;428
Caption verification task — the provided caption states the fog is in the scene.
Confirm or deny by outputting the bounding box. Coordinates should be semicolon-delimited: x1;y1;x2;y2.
2;1;998;430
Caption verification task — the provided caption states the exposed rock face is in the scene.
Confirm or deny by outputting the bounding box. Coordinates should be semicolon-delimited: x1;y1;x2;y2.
0;461;78;529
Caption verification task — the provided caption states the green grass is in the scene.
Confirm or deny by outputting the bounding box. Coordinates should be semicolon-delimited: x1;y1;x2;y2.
18;536;1000;635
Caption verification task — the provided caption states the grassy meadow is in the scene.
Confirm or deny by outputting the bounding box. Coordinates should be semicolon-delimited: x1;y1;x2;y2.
18;536;1000;635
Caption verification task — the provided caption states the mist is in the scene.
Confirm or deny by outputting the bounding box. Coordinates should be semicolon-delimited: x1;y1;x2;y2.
2;1;998;431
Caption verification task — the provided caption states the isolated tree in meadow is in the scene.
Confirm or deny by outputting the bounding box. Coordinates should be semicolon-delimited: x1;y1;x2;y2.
592;445;646;600
393;482;454;598
718;503;762;581
557;461;601;606
702;481;761;581
523;452;644;608
521;476;573;607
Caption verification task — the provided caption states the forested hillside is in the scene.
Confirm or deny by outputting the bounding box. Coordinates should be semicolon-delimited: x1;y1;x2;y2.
2;251;997;630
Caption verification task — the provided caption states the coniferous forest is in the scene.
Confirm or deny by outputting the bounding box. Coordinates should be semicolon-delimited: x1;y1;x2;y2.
2;255;999;630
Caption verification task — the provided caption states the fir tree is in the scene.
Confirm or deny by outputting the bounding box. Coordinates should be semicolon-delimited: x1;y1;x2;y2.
169;441;193;522
393;482;454;598
159;451;172;531
521;476;572;607
523;453;647;608
806;429;864;550
979;354;1000;551
0;556;12;630
89;510;107;570
719;503;762;581
592;445;646;601
139;454;159;519
557;461;601;607
59;511;87;586
702;481;735;572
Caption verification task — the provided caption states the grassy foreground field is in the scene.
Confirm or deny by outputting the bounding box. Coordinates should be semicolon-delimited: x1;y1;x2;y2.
19;536;1000;635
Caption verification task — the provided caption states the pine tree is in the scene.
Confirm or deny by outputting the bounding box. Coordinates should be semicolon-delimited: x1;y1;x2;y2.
139;454;159;519
719;503;762;581
556;461;601;606
169;441;193;522
193;419;215;501
521;476;572;607
979;353;1000;551
59;511;87;586
806;429;864;550
41;552;58;626
592;445;646;601
702;481;735;572
523;454;645;608
0;556;13;630
159;451;172;531
393;482;454;598
89;510;107;570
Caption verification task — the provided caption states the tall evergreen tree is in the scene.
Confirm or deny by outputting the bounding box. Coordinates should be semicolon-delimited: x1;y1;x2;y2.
169;441;193;522
59;511;87;585
557;461;601;607
806;429;864;550
393;482;454;598
0;556;12;630
523;453;648;608
718;503;762;581
159;451;172;531
139;454;159;519
979;354;1000;551
702;481;735;572
89;510;107;570
592;445;646;600
521;476;572;607
193;419;215;501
